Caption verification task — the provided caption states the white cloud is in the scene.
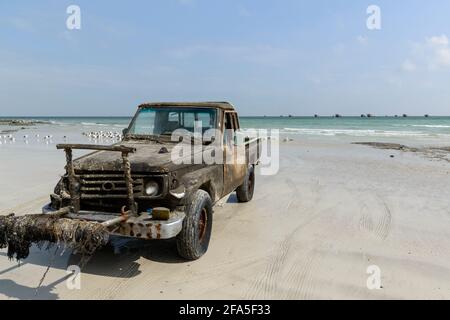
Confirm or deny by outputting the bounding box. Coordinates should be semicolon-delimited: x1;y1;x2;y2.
425;34;450;68
401;59;416;72
356;35;368;45
427;34;449;46
402;34;450;71
435;47;450;66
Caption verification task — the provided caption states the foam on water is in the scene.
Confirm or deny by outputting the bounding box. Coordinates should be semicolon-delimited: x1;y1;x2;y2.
280;127;449;138
1;116;450;143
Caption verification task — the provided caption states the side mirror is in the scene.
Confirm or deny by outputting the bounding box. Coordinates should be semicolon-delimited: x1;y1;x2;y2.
122;128;129;136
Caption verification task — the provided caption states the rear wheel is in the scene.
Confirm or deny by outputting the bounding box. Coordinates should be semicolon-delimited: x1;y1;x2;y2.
176;190;213;260
236;165;255;203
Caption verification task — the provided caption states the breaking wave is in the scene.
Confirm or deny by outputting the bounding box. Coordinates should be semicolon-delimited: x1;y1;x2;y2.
281;127;449;138
410;124;450;128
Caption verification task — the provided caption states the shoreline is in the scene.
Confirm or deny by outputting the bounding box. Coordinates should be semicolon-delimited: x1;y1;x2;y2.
1;116;450;140
0;119;48;126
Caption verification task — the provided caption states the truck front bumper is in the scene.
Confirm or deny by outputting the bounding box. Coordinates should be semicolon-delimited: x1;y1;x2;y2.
42;204;185;240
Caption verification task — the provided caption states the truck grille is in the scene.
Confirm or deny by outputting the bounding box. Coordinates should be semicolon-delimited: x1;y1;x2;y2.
78;172;144;199
75;171;167;213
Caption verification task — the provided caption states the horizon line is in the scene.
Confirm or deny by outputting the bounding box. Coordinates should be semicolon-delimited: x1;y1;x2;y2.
1;115;450;118
0;113;450;119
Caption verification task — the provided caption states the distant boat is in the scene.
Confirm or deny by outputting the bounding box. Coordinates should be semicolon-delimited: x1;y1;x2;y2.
424;114;429;118
288;114;293;118
314;114;318;118
335;114;342;118
394;115;398;117
361;114;366;118
367;114;372;118
403;114;408;117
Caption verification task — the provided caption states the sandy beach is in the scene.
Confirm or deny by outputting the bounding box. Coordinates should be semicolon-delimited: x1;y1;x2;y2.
0;122;449;300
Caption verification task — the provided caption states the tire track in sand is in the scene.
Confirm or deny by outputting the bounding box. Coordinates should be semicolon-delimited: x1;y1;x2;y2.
359;204;374;233
282;250;317;299
358;195;392;240
245;176;303;299
375;200;392;240
244;206;329;300
245;237;291;299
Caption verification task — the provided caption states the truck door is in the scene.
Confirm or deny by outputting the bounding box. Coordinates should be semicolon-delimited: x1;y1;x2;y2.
223;111;247;195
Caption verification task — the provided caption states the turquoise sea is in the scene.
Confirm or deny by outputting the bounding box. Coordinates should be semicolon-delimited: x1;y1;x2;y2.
2;116;450;139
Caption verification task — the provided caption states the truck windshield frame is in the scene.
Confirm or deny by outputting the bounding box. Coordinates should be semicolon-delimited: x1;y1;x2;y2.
127;107;218;137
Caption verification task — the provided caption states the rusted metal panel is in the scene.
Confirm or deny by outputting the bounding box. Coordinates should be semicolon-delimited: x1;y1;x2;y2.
222;111;247;195
180;165;223;203
65;209;185;240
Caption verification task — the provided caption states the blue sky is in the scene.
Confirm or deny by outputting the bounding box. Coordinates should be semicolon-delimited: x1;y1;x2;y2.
1;0;450;116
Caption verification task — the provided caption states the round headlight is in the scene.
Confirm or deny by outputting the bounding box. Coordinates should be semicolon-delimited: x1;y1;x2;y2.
144;181;159;196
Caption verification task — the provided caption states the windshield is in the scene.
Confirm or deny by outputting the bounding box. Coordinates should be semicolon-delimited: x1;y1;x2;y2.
128;107;217;136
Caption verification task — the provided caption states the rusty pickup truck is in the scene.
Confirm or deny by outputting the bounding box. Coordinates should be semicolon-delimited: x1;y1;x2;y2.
42;102;260;260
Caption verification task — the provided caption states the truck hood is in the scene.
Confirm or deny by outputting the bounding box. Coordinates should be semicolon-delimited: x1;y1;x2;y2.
73;141;187;173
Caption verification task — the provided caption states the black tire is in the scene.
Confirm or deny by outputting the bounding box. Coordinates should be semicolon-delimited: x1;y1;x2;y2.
176;190;213;260
236;165;255;203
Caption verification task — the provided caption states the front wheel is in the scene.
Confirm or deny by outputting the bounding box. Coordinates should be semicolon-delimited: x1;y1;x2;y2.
176;190;213;260
236;165;255;203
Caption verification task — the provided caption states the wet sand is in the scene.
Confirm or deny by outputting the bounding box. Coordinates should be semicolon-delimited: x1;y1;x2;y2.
0;127;449;300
